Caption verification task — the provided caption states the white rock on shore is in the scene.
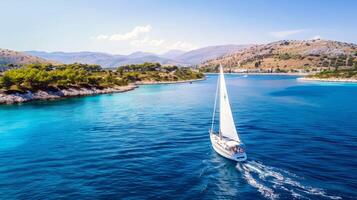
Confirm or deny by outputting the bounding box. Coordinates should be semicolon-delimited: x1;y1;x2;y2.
136;78;205;85
298;77;357;83
0;78;205;104
0;85;137;104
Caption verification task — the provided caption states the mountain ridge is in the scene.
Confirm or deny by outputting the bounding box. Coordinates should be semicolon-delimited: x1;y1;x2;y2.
3;39;355;72
25;44;253;67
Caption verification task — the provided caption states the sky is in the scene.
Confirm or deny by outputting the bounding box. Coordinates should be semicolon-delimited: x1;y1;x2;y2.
0;0;356;54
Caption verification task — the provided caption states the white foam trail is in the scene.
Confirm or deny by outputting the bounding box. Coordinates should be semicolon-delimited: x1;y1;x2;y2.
279;186;304;199
237;163;279;200
237;161;341;200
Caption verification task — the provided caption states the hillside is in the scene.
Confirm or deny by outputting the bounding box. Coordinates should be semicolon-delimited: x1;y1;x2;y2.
174;44;253;65
201;39;357;73
0;48;57;71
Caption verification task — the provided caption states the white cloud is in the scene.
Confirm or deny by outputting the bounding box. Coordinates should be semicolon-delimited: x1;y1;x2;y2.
95;24;152;41
96;34;109;40
92;24;197;53
310;35;322;40
270;29;306;38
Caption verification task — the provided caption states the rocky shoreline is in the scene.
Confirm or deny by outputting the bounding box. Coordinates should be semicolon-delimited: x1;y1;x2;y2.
298;77;357;83
204;72;310;76
0;85;137;104
136;78;205;85
0;78;205;105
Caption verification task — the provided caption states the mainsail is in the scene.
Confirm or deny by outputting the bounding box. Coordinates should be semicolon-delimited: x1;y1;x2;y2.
219;65;240;141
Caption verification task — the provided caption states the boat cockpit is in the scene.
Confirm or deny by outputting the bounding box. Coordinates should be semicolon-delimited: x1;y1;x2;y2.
226;141;246;154
233;144;246;154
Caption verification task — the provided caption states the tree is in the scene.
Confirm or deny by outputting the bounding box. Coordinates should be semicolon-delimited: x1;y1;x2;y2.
255;61;261;68
0;75;13;89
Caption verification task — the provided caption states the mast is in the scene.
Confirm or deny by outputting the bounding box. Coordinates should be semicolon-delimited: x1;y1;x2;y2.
219;65;240;141
210;70;219;134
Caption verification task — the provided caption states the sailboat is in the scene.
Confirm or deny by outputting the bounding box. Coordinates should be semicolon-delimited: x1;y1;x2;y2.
210;65;247;162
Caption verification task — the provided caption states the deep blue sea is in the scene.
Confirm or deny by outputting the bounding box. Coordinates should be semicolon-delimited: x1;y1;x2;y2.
0;75;356;200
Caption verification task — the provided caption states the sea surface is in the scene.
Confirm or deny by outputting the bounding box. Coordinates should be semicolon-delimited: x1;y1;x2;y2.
0;75;356;200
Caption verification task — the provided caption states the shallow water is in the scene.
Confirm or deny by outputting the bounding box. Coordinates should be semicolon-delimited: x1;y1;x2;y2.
0;75;356;199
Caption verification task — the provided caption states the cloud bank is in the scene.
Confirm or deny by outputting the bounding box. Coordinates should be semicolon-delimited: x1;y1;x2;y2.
96;25;152;41
93;25;197;52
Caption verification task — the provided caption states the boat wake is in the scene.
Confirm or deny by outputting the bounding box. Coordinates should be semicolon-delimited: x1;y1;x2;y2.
236;161;341;200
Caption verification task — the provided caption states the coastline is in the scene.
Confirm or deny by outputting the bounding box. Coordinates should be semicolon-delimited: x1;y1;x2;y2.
136;78;205;85
0;85;137;105
298;77;357;83
204;72;309;76
0;78;205;105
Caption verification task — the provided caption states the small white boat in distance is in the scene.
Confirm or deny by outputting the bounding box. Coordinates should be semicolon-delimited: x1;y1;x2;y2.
210;65;247;162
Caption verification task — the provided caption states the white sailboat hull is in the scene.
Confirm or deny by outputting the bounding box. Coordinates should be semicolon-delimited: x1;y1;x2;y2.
210;133;247;162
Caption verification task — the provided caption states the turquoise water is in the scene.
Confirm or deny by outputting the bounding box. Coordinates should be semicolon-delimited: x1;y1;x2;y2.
0;75;356;199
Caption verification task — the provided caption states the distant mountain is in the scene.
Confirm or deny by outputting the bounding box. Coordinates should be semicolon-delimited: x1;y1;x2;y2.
26;51;182;68
25;51;124;67
0;48;57;71
25;45;253;68
18;40;357;72
201;39;357;73
118;54;179;66
6;40;356;73
127;51;157;58
174;44;254;65
160;50;186;59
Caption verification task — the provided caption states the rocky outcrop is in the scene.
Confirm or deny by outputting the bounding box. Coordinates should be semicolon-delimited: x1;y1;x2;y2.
0;85;137;104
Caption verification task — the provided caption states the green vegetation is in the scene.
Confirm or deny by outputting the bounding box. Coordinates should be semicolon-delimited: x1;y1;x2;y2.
276;53;303;60
308;68;357;79
199;66;218;73
274;68;288;73
254;61;261;68
118;63;204;82
277;53;291;60
0;62;204;93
